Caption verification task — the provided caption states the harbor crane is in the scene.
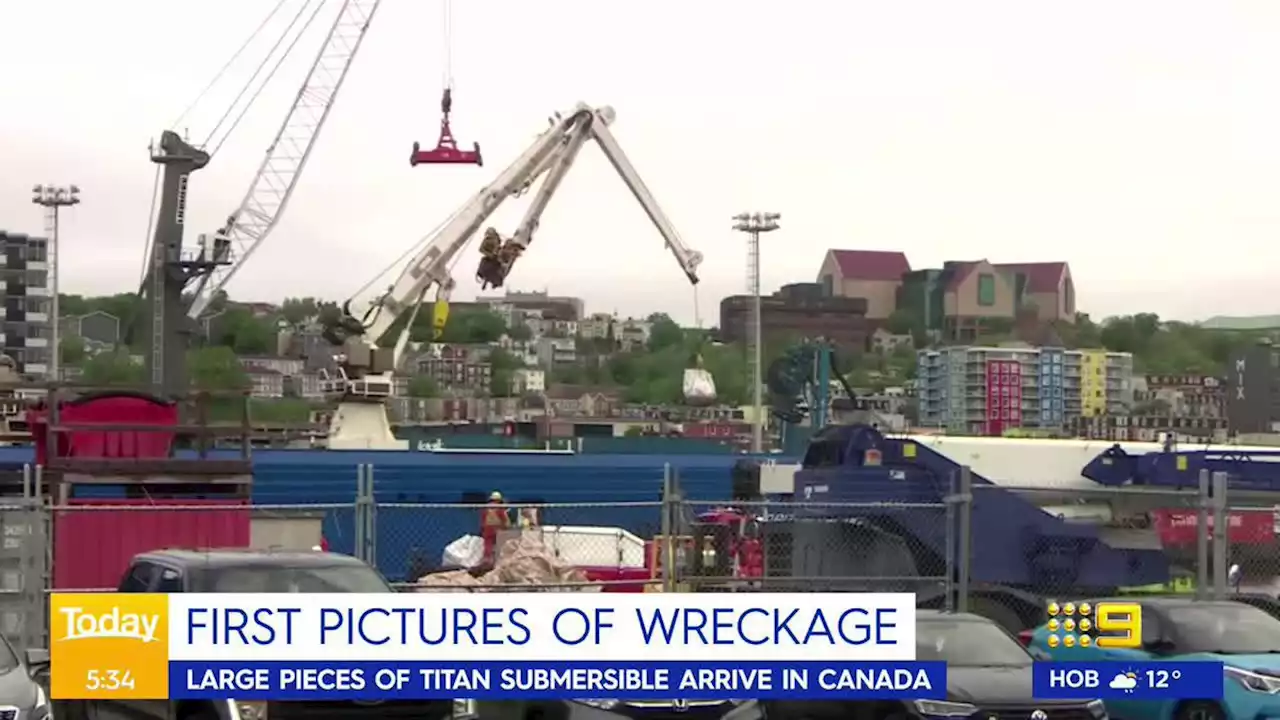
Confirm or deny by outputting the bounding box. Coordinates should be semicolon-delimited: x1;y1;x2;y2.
142;0;384;398
319;104;707;449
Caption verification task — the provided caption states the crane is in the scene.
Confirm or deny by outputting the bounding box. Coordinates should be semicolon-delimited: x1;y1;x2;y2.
318;103;706;449
142;0;384;398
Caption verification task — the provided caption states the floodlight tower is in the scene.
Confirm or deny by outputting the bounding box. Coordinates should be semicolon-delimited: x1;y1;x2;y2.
732;211;780;453
31;184;81;383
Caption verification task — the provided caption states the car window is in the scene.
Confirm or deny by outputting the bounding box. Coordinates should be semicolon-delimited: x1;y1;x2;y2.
203;564;392;593
1166;603;1280;654
118;563;157;593
154;567;183;593
1140;606;1162;645
0;636;19;672
917;619;1032;666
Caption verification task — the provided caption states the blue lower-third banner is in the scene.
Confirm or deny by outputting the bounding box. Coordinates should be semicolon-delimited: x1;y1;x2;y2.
172;661;948;700
1033;661;1224;700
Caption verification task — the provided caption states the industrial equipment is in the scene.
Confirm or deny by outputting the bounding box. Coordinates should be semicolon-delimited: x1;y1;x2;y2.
409;0;481;166
142;0;384;398
319;104;707;449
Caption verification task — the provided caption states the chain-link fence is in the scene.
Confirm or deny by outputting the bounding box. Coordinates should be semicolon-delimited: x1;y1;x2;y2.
8;460;1280;656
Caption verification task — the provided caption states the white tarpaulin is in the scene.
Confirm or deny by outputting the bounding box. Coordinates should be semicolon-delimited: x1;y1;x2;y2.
682;367;717;405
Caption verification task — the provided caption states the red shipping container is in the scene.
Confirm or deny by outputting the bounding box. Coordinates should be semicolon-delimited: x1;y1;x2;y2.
1153;508;1274;546
53;499;250;590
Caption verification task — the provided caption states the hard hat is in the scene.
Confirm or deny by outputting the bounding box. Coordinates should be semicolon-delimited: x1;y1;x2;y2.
490;491;503;500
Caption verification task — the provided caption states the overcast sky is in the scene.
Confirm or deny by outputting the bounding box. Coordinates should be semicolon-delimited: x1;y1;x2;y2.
3;0;1279;325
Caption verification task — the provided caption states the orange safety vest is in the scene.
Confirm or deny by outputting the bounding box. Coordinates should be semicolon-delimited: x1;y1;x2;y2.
482;506;508;530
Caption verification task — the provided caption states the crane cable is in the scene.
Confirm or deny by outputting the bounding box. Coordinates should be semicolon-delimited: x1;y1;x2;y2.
206;0;325;154
442;0;454;89
169;0;292;133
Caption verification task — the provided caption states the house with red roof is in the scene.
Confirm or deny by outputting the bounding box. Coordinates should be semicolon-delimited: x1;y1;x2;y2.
816;250;912;320
899;260;1076;341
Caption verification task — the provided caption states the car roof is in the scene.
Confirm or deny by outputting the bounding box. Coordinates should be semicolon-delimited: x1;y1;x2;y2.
135;548;369;570
1086;596;1243;611
917;610;994;624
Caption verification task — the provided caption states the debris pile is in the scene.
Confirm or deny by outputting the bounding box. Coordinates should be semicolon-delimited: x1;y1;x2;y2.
415;531;598;592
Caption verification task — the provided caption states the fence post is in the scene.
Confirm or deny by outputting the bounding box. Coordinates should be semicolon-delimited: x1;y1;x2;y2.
354;464;365;561
1211;471;1228;599
943;470;956;613
660;466;680;589
1196;469;1210;600
361;464;378;567
950;466;973;614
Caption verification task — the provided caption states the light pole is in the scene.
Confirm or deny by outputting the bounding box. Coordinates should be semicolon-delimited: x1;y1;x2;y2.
732;211;780;453
31;184;80;383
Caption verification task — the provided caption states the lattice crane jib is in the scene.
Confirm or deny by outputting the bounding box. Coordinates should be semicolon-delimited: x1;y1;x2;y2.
141;0;384;399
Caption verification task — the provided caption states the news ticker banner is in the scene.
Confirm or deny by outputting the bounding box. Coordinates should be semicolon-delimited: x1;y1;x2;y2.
50;591;921;700
49;592;1226;702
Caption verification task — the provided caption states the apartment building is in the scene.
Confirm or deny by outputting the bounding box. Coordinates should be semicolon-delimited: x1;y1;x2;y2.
0;232;52;379
916;345;1134;435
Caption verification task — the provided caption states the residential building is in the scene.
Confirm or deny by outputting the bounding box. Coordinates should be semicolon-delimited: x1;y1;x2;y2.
899;260;1075;341
414;345;492;394
615;318;652;352
535;336;577;367
868;327;913;355
60;311;121;352
525;312;577;339
494;337;540;366
513;368;546;394
816;249;912;320
545;384;619;417
478;290;584;321
578;313;615;341
0;231;52;378
1226;342;1280;433
719;282;869;354
1133;374;1226;419
915;345;1134;435
238;356;322;399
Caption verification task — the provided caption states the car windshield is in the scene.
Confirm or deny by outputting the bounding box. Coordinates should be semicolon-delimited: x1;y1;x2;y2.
203;564;392;593
1167;603;1280;654
0;638;19;672
916;619;1032;666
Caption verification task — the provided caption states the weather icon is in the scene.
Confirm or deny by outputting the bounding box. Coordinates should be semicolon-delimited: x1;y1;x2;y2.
1109;672;1139;693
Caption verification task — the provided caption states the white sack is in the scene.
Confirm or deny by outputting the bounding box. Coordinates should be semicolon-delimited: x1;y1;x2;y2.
442;534;485;569
682;368;717;405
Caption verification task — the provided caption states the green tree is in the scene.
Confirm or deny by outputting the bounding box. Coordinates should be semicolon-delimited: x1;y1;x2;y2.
440;309;507;344
488;348;522;396
508;323;533;342
60;336;86;366
81;351;144;386
407;375;439;398
188;346;248;390
208;307;276;355
646;313;684;352
281;297;320;326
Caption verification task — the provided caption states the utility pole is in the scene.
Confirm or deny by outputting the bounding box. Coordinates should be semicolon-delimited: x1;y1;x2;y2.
31;184;80;384
732;211;780;453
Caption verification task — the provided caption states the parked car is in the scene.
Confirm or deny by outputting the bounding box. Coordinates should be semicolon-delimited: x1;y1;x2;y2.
64;548;448;720
1027;596;1280;720
0;635;50;720
769;610;1107;720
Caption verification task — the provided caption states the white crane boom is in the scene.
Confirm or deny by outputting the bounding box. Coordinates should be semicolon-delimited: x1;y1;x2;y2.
186;0;384;319
319;103;706;449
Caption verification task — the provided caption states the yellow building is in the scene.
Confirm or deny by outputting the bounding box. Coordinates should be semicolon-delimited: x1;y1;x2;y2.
1079;349;1108;417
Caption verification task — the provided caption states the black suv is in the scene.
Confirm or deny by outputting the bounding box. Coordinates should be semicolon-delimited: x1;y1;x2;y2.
70;548;453;720
768;611;1109;720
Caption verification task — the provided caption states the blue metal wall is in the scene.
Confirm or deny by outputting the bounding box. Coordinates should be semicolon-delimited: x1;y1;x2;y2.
0;447;796;580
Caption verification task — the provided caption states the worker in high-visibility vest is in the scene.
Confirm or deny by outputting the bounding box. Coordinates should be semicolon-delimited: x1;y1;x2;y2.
518;505;540;529
481;491;510;563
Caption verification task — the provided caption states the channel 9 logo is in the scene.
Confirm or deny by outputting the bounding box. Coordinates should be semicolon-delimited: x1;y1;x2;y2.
1045;600;1142;649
